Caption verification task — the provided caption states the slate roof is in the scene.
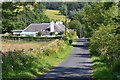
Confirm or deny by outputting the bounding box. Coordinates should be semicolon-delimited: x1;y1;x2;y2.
22;22;66;35
24;23;65;31
55;24;65;32
23;23;50;32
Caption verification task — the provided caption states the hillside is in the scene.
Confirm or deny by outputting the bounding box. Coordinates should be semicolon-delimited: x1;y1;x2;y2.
44;9;70;22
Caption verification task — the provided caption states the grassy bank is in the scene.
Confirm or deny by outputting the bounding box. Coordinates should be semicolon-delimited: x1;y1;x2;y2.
91;56;115;80
2;40;73;80
91;55;120;80
44;9;70;22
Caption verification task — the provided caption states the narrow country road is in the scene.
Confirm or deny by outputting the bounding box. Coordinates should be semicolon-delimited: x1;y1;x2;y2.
33;38;92;80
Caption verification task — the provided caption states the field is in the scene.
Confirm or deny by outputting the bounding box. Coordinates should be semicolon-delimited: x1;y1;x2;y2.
44;9;70;22
2;39;54;54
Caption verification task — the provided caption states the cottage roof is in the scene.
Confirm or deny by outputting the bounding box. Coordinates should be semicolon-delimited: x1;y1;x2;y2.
23;22;65;33
23;23;50;32
55;24;65;32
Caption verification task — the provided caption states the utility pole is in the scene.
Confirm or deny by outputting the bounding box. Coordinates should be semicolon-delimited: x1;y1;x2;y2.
64;4;67;36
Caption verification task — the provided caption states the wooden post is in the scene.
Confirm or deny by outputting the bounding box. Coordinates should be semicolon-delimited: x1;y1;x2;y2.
65;4;67;36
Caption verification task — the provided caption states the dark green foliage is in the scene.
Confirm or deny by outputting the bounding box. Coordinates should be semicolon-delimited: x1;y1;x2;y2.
43;2;82;11
2;2;50;34
37;32;42;36
50;32;55;35
69;39;72;44
70;2;118;37
90;20;120;80
79;2;120;79
68;20;82;37
59;4;67;15
58;31;64;35
62;35;73;44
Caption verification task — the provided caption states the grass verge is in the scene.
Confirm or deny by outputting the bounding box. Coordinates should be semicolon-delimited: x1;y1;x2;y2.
91;56;115;80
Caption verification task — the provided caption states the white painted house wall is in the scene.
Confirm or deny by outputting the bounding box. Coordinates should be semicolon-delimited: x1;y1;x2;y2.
50;21;54;32
56;21;63;25
20;32;38;37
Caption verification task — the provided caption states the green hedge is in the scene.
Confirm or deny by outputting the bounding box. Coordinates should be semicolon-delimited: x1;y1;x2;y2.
89;24;120;80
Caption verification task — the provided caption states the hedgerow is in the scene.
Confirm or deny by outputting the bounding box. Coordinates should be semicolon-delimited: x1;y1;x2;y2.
2;40;71;79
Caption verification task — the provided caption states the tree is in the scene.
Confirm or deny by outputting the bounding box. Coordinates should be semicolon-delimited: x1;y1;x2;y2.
2;2;18;33
59;4;67;15
2;2;50;33
68;20;82;38
89;2;120;78
70;2;118;37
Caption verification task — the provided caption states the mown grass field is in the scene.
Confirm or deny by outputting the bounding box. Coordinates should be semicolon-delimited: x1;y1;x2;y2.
44;9;70;22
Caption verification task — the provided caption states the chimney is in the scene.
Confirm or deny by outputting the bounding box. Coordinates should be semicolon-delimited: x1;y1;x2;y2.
50;21;54;32
56;21;63;25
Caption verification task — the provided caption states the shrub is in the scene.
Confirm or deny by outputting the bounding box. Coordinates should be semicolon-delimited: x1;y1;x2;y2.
90;24;120;79
69;39;73;44
37;32;42;36
69;30;78;39
93;66;114;80
43;49;56;56
50;32;55;35
89;24;117;63
58;31;64;35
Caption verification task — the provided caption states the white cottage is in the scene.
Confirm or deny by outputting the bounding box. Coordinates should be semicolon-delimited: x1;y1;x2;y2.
12;21;67;37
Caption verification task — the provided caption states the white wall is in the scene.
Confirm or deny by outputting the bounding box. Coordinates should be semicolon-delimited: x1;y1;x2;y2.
50;21;54;32
56;21;63;25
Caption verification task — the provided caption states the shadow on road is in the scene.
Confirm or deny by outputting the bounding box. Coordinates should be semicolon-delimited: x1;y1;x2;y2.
33;66;92;80
73;53;90;58
72;44;87;47
73;38;89;48
74;38;88;42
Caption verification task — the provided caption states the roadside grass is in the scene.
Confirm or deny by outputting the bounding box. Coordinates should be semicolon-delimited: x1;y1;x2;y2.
2;40;73;80
44;9;70;22
91;56;115;80
41;45;72;67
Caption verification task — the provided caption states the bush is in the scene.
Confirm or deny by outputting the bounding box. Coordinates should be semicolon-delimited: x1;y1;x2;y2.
89;24;117;63
69;39;73;44
58;31;64;35
93;66;114;80
50;32;55;35
69;30;78;39
37;32;42;36
90;24;120;79
62;36;73;44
